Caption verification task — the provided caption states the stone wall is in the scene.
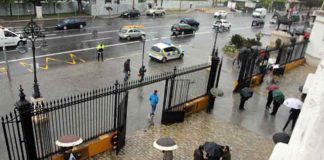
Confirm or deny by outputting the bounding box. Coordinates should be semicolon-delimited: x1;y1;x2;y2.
305;10;324;66
269;56;324;159
0;2;79;16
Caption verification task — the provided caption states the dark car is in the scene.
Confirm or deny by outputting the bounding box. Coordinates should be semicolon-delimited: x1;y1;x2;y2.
179;18;200;29
56;18;86;30
171;23;196;36
120;9;141;18
251;18;265;27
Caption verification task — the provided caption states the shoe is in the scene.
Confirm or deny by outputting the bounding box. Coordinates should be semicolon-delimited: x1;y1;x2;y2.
239;108;245;110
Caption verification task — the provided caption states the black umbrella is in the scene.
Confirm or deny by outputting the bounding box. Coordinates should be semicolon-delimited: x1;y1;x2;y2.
240;87;253;98
202;142;223;158
153;137;178;151
272;132;290;144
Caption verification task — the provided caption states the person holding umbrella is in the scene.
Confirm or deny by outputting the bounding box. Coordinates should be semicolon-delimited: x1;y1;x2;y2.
282;98;302;131
239;87;253;110
266;84;279;109
270;90;285;116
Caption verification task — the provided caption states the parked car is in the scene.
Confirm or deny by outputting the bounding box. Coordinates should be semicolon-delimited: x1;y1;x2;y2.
252;8;267;18
120;9;141;18
214;10;228;18
119;27;146;40
0;27;26;47
146;7;166;16
230;8;242;14
171;23;196;36
179;18;200;29
251;18;265;27
149;42;184;63
213;19;231;30
56;18;86;30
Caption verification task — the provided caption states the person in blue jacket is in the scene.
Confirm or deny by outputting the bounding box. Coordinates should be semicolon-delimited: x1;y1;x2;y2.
149;90;159;116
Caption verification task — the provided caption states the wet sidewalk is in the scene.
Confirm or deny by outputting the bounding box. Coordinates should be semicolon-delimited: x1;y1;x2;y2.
92;61;316;159
93;112;274;160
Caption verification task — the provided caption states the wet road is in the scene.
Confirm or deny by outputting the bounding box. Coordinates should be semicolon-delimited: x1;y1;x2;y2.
0;12;287;77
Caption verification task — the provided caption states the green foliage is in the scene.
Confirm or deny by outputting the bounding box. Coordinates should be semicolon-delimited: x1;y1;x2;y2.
230;34;245;49
259;0;272;8
223;45;238;57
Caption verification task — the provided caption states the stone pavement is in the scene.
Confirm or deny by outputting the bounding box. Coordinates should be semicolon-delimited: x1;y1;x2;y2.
93;112;274;160
92;62;316;160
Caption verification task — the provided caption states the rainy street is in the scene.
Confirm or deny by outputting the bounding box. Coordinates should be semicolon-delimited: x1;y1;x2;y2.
0;10;311;159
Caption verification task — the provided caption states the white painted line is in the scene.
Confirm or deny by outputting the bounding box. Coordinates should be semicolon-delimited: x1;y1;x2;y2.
104;53;142;61
46;34;57;36
81;37;112;43
0;41;140;64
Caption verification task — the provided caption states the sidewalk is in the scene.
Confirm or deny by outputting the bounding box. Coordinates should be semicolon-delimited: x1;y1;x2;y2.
93;112;274;160
90;59;316;159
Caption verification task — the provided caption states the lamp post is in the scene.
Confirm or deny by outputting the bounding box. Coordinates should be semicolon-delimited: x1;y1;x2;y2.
212;26;219;56
22;18;44;99
139;36;146;82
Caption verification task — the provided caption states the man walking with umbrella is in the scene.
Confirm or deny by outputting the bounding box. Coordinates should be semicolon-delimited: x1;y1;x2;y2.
282;98;303;131
266;84;279;109
270;90;285;116
239;87;253;110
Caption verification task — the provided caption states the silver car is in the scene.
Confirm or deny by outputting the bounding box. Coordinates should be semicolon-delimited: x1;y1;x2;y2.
118;28;146;40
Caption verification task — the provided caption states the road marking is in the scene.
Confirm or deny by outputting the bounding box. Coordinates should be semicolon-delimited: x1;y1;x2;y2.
81;37;112;43
0;25;273;64
46;34;57;36
0;41;140;64
19;62;33;72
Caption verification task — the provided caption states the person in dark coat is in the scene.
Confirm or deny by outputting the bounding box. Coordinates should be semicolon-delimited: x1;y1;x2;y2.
239;87;253;110
266;90;273;109
124;59;131;81
283;108;301;131
270;100;282;115
194;145;207;160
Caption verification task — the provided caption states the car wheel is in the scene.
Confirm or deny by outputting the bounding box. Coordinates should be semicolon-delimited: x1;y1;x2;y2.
181;31;185;36
79;24;83;29
153;12;155;16
162;12;165;16
141;35;146;39
17;41;25;46
63;26;67;30
161;58;167;63
228;26;231;30
192;30;196;34
127;36;131;41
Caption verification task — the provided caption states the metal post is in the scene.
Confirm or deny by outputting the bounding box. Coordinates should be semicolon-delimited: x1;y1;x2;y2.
215;56;223;88
141;38;145;68
113;81;119;130
31;40;41;99
132;0;135;9
2;45;11;81
212;27;219;56
276;46;283;64
206;50;220;113
167;67;177;110
234;48;249;92
161;0;163;7
15;85;37;160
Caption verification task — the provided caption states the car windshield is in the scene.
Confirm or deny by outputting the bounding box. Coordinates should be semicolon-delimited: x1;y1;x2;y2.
151;46;161;52
120;29;127;33
63;19;70;23
255;11;261;14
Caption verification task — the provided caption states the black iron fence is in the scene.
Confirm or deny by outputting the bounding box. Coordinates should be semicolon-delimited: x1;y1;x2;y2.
235;40;308;91
2;59;222;160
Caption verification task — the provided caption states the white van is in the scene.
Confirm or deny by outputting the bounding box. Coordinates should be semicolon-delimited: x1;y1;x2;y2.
0;27;26;47
252;8;267;18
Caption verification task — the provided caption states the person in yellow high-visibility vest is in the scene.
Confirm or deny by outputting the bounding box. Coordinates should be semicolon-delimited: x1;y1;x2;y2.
96;42;105;62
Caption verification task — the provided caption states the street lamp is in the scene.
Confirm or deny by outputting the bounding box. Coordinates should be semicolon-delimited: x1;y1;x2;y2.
139;36;146;82
22;18;45;99
212;26;219;56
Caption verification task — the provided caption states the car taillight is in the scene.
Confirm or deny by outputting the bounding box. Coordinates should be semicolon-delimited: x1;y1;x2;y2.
176;27;180;30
